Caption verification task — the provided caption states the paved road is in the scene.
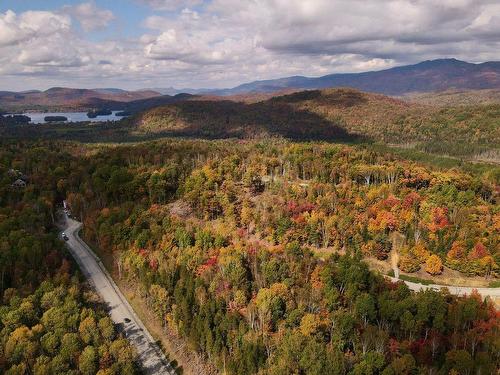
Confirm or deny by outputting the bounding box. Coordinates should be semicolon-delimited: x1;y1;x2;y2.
62;217;175;375
387;273;500;298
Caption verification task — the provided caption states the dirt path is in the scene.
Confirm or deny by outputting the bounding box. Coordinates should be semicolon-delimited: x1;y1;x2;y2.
389;232;405;279
310;245;500;298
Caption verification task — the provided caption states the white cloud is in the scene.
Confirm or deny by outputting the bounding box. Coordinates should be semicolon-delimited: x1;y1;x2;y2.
62;2;114;32
139;0;500;81
207;0;500;55
0;9;93;71
0;10;71;47
17;34;90;68
1;0;500;91
144;27;253;65
0;8;115;87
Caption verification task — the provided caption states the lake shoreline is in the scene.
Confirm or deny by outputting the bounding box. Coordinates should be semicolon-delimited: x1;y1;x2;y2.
5;111;128;124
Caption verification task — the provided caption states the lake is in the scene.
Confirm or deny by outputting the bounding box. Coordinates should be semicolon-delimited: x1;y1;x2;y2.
14;111;126;124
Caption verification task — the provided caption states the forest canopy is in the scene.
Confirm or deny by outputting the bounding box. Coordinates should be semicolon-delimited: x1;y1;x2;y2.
1;138;497;374
0;142;139;375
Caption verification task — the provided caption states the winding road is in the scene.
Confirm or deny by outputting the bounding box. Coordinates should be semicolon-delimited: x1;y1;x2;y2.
62;216;175;375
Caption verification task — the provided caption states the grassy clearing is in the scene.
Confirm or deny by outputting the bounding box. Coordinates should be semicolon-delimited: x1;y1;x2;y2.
488;280;500;288
398;274;435;285
387;269;434;285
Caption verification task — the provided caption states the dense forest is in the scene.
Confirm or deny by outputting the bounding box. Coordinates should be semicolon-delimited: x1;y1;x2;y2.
0;143;139;374
1;138;497;374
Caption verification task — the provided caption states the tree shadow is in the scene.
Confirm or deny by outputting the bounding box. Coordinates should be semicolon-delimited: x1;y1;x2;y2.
0;91;370;144
137;97;366;143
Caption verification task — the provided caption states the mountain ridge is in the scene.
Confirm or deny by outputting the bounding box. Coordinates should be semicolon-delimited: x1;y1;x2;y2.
147;58;500;96
205;58;500;96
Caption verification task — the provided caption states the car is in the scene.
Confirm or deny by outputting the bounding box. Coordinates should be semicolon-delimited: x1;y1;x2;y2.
124;318;131;323
63;235;69;241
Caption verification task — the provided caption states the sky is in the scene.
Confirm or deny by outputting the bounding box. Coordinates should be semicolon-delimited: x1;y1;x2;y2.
1;0;499;91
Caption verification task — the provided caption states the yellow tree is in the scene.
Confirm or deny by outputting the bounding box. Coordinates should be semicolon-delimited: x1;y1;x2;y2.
425;255;443;275
412;243;431;263
300;313;320;336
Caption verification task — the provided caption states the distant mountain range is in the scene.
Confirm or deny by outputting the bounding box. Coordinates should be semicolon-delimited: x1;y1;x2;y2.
2;59;500;112
151;58;500;96
201;59;500;96
149;87;211;96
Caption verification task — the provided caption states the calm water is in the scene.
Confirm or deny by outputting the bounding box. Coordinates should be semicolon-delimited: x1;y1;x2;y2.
15;111;126;124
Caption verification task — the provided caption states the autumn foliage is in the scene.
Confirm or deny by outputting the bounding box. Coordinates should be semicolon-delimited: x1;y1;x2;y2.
1;137;498;375
425;254;444;275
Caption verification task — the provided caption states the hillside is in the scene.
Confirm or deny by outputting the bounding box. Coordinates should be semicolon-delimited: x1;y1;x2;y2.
136;88;500;158
0;87;161;112
207;59;500;96
402;89;500;106
136;91;360;141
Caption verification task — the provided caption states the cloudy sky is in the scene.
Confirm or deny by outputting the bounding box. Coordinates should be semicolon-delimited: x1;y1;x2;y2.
1;0;499;91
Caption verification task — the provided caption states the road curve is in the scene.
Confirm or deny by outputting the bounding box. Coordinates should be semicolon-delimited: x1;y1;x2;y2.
62;217;175;375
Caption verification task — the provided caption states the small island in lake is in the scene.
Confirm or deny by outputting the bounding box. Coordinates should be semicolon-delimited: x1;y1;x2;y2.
44;116;68;122
87;109;112;118
0;114;31;125
115;111;131;117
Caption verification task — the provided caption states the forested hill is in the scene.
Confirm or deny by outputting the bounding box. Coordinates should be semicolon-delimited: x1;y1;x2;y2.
136;91;362;142
136;88;500;159
402;89;500;107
